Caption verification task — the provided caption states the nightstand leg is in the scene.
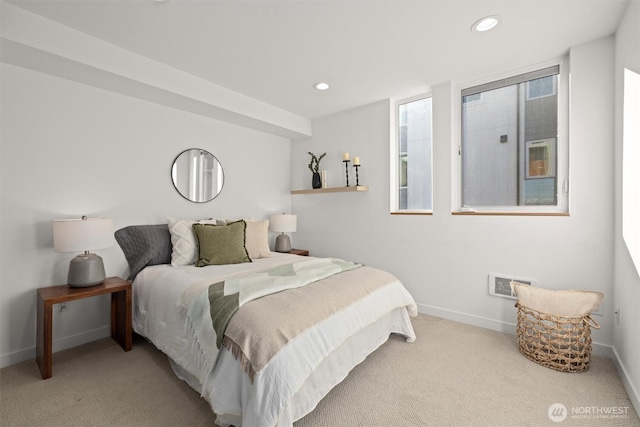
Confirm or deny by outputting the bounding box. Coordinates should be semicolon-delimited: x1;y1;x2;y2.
111;289;132;351
36;295;53;379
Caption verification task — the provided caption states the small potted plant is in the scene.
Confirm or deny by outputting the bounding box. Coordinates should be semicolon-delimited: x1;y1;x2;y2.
308;152;326;189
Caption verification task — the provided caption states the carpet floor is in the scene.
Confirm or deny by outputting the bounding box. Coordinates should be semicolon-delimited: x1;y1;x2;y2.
1;314;638;426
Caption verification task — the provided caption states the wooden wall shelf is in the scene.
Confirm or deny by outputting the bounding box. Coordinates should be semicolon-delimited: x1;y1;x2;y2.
291;186;369;195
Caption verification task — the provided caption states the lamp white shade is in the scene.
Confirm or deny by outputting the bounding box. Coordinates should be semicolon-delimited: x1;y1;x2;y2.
53;218;114;253
52;217;113;287
270;214;297;253
269;214;297;233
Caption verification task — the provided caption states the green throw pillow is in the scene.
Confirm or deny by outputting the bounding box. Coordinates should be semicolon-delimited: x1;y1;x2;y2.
193;220;251;266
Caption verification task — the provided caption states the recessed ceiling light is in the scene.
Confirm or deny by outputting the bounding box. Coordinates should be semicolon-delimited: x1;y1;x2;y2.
471;15;500;32
313;82;330;91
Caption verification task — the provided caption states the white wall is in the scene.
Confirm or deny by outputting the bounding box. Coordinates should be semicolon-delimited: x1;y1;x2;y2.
614;0;640;410
292;36;616;348
0;63;292;367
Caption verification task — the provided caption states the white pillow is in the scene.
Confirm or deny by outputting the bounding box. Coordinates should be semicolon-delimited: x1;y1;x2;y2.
245;220;271;259
510;281;604;317
167;217;219;266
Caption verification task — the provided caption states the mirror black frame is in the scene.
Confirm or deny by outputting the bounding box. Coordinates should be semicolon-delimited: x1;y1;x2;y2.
171;148;224;203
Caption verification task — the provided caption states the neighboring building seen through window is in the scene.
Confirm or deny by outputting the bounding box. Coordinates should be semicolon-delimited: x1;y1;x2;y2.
395;96;432;211
461;66;562;209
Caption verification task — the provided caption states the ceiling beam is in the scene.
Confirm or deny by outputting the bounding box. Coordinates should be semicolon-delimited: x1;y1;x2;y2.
0;2;312;140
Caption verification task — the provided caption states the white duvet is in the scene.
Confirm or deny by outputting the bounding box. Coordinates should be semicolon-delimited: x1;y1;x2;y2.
133;253;417;427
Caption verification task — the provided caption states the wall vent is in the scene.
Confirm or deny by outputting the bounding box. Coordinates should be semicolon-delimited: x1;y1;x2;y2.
488;274;537;299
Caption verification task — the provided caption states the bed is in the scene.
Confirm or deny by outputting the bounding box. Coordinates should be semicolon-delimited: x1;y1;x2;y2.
115;219;417;427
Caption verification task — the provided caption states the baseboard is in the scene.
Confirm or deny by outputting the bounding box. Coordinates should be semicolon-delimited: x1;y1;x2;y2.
0;325;110;369
417;303;638;416
417;303;517;335
611;346;640;417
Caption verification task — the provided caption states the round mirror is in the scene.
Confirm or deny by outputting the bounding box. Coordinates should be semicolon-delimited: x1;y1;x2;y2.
171;148;224;203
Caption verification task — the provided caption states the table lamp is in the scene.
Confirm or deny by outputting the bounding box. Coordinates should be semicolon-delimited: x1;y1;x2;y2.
270;214;297;253
53;216;114;287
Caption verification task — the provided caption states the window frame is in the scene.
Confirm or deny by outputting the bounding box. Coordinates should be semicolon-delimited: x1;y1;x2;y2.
390;93;434;214
453;58;570;215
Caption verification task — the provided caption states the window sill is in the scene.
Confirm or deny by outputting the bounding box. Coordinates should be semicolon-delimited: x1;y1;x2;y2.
452;211;569;217
391;211;433;216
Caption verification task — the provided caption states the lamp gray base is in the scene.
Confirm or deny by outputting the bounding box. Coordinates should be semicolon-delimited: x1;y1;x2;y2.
275;234;292;253
67;253;106;287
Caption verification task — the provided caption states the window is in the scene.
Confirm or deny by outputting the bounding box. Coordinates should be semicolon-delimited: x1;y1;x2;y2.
622;68;640;274
392;95;433;212
458;64;568;212
526;75;557;100
463;93;482;104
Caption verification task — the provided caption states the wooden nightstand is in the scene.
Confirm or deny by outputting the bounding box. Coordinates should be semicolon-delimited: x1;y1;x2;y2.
36;277;132;379
289;249;309;256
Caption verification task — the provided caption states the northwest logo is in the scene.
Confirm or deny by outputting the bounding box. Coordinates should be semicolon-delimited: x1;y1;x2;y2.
548;403;568;422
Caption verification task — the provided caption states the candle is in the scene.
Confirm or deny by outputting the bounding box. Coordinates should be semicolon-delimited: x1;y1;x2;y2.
353;156;360;166
343;152;350;161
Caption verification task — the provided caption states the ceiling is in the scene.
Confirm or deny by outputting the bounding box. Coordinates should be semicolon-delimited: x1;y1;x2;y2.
7;0;629;121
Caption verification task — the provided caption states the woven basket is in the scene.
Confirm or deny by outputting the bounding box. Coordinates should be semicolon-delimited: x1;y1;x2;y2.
515;302;600;373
